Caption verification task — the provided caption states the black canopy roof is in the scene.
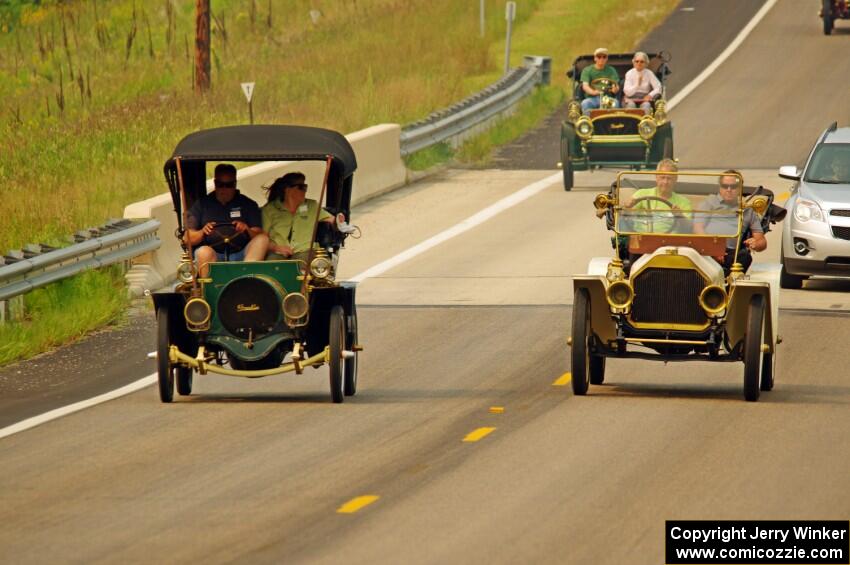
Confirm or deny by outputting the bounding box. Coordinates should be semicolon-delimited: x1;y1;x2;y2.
164;124;357;177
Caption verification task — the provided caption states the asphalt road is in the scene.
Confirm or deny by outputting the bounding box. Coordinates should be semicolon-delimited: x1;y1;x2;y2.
2;1;849;563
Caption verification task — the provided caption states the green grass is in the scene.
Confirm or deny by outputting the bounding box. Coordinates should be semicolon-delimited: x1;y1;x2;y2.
404;85;564;170
457;86;565;164
404;142;455;172
0;0;678;366
0;267;128;366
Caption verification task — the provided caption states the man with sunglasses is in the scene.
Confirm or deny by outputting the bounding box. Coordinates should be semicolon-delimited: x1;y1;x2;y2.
262;172;335;263
184;163;268;277
694;170;766;272
580;47;621;115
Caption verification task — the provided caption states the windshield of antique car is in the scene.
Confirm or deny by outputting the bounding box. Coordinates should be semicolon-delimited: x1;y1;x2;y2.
614;171;744;241
804;143;850;184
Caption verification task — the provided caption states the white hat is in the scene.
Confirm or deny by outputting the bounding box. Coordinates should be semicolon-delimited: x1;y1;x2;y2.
594;47;609;57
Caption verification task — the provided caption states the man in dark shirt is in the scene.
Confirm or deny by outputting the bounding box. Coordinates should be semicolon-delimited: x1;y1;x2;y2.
184;163;269;276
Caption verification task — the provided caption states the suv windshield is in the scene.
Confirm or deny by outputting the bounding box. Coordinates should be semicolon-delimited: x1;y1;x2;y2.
615;172;743;238
804;143;850;184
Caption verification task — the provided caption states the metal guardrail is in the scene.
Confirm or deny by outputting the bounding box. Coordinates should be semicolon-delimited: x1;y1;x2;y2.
0;219;161;301
0;56;548;303
399;55;551;156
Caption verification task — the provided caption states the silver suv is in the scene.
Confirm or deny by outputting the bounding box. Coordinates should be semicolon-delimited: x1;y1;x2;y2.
778;122;850;288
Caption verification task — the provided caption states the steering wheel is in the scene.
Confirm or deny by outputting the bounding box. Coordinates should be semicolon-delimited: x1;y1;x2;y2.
590;77;615;94
204;222;249;253
627;195;677;234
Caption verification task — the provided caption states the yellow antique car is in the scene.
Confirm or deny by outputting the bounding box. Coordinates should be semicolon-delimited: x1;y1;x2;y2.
569;171;786;401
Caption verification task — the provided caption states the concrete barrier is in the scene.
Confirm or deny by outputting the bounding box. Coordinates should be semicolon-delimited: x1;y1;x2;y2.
123;124;407;295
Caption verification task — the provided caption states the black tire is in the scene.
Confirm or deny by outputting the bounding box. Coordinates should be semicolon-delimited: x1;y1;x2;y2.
779;248;805;289
561;136;574;191
662;137;673;159
156;305;174;403
343;312;358;396
743;295;765;402
329;306;345;404
176;366;193;396
760;350;775;392
571;289;591;395
589;355;606;385
824;0;834;34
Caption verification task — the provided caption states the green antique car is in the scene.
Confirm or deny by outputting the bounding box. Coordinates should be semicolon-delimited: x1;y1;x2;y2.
560;52;673;190
153;125;361;403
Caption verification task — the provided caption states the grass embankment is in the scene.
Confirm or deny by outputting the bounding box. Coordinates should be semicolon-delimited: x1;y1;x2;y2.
0;0;676;366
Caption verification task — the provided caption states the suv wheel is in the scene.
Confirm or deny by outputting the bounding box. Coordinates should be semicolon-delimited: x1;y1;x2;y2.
779;248;805;289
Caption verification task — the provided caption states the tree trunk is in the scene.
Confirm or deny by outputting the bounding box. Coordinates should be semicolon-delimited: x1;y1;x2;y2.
194;0;211;93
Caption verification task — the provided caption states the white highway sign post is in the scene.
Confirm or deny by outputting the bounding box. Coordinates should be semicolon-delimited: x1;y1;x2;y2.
241;82;255;124
504;2;516;75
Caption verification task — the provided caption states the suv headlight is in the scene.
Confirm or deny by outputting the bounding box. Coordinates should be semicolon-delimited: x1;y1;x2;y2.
638;117;657;140
794;199;824;223
310;256;333;279
576;117;593;140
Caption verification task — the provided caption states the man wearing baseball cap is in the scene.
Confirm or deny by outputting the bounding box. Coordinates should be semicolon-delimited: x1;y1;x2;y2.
580;47;621;115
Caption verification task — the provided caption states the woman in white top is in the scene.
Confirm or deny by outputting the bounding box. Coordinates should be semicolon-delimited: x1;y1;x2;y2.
623;51;661;114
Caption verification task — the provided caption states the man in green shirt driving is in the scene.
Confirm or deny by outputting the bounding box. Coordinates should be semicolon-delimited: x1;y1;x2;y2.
622;158;692;233
580;47;621;115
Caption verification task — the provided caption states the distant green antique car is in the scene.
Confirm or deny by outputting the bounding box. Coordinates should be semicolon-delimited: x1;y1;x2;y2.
560;52;673;190
153;125;361;403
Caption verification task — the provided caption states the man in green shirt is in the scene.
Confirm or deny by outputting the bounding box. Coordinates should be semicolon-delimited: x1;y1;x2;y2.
580;47;621;115
622;158;692;233
261;172;334;263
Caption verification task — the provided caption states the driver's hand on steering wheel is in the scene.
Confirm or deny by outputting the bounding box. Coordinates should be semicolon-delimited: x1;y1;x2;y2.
610;83;619;93
202;221;217;236
232;220;249;234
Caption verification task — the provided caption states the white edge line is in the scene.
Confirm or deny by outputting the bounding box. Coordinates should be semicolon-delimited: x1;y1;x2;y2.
667;0;778;111
1;0;779;441
1;173;560;440
350;172;561;283
0;374;156;440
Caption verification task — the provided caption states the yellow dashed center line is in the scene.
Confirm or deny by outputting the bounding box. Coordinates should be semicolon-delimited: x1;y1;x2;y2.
337;495;380;514
489;406;505;414
552;372;572;386
463;427;496;442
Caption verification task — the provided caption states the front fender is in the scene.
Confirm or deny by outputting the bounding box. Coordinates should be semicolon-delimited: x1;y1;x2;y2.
572;275;617;344
725;281;774;352
151;291;199;357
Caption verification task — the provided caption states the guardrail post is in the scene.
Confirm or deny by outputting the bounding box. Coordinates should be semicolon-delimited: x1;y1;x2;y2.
0;295;24;325
523;55;551;85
